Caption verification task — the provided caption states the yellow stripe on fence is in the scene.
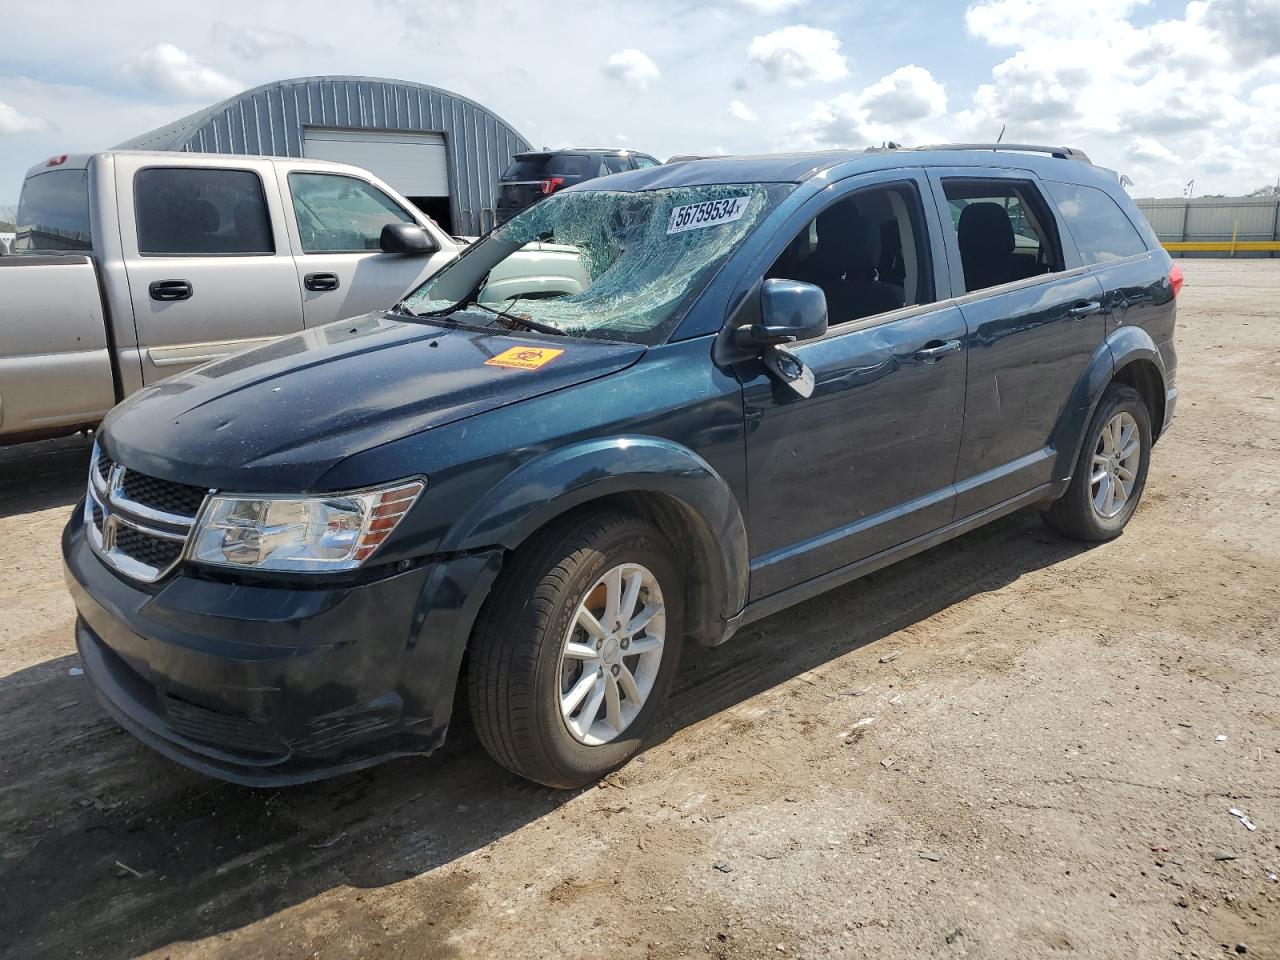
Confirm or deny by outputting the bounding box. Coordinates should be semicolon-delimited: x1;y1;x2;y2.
1163;240;1280;252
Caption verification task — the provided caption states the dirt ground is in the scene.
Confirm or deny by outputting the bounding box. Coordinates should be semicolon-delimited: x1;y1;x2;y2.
1;259;1277;960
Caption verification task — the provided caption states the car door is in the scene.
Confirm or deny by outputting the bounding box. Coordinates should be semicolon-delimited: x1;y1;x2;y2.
280;168;455;327
737;171;968;600
116;157;305;383
928;168;1105;517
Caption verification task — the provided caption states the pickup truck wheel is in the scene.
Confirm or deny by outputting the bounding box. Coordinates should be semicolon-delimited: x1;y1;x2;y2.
466;512;683;789
1043;383;1152;542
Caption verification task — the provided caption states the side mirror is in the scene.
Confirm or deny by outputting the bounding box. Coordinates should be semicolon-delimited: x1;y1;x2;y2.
734;278;828;350
380;222;437;255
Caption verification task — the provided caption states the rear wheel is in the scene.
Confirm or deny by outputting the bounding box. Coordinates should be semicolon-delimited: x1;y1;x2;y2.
1043;383;1152;541
466;511;683;788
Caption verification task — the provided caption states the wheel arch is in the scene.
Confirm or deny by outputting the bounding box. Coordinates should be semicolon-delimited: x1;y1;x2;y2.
441;436;750;645
1051;325;1169;480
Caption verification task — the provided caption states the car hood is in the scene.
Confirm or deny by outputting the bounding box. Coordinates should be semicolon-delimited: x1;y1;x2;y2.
101;312;646;491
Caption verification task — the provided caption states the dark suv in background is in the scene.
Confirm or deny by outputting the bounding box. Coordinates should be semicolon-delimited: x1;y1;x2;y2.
495;148;661;223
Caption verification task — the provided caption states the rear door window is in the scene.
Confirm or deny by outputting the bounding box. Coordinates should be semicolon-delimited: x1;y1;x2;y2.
15;168;92;252
288;172;415;253
1045;181;1148;263
603;155;630;175
942;179;1063;293
633;155;660;169
135;168;274;256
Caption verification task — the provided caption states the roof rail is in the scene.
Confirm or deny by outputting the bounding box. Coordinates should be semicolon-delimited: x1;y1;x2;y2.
912;143;1092;163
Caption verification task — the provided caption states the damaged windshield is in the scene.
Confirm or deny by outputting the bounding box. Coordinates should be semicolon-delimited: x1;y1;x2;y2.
401;183;793;345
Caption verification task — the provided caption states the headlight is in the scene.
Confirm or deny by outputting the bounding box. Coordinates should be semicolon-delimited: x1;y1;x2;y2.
189;480;424;572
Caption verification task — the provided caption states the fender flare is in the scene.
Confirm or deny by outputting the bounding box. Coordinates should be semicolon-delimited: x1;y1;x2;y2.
440;435;750;638
1050;325;1168;479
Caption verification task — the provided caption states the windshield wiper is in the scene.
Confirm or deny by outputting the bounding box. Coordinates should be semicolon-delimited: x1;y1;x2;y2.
468;300;564;337
415;271;492;318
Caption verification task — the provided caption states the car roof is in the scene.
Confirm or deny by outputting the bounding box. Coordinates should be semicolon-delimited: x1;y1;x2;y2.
576;145;1120;193
513;148;643;157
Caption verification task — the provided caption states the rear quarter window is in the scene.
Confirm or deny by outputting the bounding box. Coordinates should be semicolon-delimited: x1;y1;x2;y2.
548;155;590;177
15;169;92;252
1045;181;1148;264
502;156;551;180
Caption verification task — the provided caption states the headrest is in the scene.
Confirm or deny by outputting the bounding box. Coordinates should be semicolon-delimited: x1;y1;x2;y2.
815;205;880;277
958;202;1014;256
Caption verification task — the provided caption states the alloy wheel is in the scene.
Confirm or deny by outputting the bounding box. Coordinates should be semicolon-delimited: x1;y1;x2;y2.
557;562;666;746
1091;411;1141;519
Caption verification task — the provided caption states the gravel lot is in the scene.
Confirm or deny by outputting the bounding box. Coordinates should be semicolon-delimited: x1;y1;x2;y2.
1;259;1277;960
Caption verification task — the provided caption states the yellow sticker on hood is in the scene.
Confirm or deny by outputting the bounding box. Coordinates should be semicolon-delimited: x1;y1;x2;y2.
485;346;565;370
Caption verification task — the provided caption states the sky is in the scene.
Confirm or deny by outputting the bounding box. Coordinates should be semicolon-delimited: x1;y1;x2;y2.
1;0;1279;209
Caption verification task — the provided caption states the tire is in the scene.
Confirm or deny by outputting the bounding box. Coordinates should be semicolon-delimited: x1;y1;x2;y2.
1043;383;1152;542
466;511;683;788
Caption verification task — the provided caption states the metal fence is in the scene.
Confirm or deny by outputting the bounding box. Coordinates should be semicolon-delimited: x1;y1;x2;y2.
1134;196;1280;257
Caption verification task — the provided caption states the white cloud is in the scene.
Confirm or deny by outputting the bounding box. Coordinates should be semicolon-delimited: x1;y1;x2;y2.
211;24;331;61
122;43;240;100
794;66;947;147
1204;0;1280;66
858;65;947;124
733;0;805;12
728;99;759;122
0;101;54;135
965;0;1147;45
603;49;661;91
747;25;848;86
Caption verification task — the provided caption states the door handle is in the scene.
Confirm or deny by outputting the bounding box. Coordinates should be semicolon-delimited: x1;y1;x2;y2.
913;339;962;363
304;272;341;292
149;279;192;302
1068;300;1102;319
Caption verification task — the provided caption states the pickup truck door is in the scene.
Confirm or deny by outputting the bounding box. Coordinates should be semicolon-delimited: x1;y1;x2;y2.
737;171;968;600
278;168;456;327
115;156;305;383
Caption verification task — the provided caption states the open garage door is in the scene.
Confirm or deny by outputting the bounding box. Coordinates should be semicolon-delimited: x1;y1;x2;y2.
302;127;452;228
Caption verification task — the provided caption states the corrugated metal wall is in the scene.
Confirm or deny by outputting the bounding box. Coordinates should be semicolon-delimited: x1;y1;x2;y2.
127;77;530;236
1135;196;1280;258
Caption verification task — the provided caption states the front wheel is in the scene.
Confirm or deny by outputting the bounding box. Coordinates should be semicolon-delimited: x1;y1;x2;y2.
466;511;683;788
1043;383;1152;541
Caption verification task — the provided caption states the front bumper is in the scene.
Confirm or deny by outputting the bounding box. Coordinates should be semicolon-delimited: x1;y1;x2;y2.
63;509;501;786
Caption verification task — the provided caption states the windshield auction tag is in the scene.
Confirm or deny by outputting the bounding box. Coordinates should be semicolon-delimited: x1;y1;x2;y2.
666;196;750;235
485;345;565;370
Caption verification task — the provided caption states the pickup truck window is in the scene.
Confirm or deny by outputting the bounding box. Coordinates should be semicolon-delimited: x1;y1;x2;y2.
15;169;92;252
288;173;415;253
1044;181;1148;264
404;183;794;345
135;168;274;256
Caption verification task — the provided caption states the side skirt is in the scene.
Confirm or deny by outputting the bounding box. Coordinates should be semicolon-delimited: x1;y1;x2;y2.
711;480;1066;646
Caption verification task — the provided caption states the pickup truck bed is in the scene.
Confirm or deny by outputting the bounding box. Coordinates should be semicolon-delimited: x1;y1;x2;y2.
0;256;117;442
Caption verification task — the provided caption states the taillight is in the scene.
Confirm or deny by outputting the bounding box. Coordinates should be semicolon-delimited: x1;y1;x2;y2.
46;154;67;167
540;176;565;195
1169;262;1184;298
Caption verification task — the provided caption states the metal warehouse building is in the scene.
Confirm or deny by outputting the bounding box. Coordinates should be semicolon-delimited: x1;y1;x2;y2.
116;76;532;235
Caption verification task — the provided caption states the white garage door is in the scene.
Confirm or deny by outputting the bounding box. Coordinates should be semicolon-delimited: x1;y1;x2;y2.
302;127;450;197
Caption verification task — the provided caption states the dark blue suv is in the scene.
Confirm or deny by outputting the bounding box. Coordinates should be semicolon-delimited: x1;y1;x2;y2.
63;145;1180;789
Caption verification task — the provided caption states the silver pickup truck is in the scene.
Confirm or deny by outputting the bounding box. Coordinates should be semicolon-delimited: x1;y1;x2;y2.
2;150;587;444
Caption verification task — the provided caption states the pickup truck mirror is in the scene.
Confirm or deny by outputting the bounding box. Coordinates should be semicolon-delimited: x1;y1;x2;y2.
734;278;828;350
380;223;437;255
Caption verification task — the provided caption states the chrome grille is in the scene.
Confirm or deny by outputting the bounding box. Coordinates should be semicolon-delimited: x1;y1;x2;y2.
119;470;208;518
85;442;210;583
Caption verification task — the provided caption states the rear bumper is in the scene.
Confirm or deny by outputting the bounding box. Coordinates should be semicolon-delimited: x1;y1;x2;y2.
62;509;502;786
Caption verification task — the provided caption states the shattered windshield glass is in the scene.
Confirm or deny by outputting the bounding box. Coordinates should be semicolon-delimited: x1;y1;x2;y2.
402;183;793;345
